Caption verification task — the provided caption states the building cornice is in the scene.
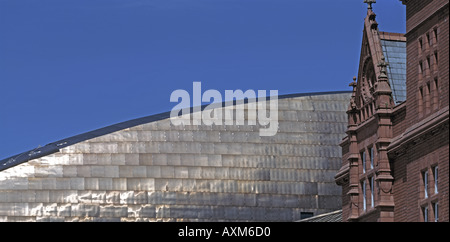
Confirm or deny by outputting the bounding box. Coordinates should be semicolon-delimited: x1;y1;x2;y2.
391;101;406;115
339;136;349;147
335;163;350;186
404;1;449;36
387;106;449;158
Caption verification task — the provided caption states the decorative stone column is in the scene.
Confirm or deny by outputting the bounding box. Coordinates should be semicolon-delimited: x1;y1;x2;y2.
346;78;361;221
373;57;395;222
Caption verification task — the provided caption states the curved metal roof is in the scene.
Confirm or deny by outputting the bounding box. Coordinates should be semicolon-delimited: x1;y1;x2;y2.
0;90;351;172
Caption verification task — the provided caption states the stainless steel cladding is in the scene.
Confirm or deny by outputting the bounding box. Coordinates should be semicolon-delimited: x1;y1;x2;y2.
0;92;350;222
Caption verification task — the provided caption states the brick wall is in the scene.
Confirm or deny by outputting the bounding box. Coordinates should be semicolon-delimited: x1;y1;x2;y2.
392;130;448;221
405;0;433;25
397;0;449;222
392;153;408;221
359;209;379;222
392;104;407;138
404;0;449;127
341;180;350;222
340;141;350;221
437;5;449;108
338;0;449;222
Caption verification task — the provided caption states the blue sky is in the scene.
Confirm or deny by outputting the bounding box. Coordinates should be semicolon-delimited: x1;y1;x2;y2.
0;0;405;159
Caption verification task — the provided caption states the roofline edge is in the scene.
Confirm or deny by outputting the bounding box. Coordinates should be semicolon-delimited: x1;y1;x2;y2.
0;90;352;171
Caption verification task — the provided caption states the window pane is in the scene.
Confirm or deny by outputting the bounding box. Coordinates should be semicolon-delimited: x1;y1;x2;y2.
424;171;428;198
424;206;428;222
434;166;438;194
370;148;374;169
434;203;439;222
370;177;374;208
363;180;366;211
362;152;366;174
434;28;438;42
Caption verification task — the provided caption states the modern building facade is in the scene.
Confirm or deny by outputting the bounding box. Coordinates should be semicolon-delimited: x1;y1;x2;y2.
335;0;449;222
0;92;350;222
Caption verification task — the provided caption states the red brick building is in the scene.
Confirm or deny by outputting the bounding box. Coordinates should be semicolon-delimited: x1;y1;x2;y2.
335;0;449;222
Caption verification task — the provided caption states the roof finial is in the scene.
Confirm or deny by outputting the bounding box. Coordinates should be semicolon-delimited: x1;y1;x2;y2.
364;0;376;10
349;76;357;87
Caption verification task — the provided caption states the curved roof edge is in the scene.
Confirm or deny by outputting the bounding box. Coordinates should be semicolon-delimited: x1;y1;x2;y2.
0;90;351;171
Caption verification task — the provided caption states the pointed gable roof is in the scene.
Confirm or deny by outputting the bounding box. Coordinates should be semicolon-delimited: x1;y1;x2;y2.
354;9;406;113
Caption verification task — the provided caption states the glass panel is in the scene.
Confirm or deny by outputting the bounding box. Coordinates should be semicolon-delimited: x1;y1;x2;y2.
434;203;439;222
424;171;428;198
370;177;374;208
370;147;374;169
362;151;366;174
434;166;438;194
362;180;366;211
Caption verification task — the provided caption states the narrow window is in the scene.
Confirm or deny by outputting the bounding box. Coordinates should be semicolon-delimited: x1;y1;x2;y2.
434;202;439;222
434;166;438;194
419;87;424;114
370;147;374;169
423;206;429;222
427;33;431;46
435;52;438;65
426;82;431;111
433;28;438;43
427;56;431;70
434;78;439;110
434;78;439;93
419;38;423;51
423;170;429;198
370;176;374;208
362;151;366;174
419;61;423;74
362;180;367;211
